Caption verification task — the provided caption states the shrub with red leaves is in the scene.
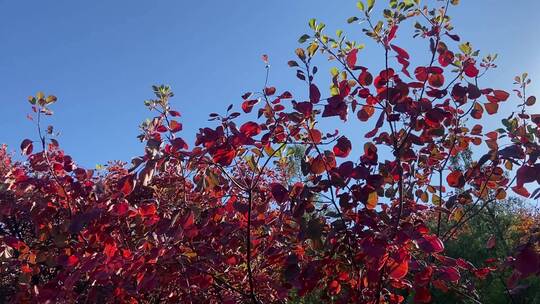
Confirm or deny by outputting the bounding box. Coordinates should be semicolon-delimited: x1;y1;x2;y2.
1;1;540;303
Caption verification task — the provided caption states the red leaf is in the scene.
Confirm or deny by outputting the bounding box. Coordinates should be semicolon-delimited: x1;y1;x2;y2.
426;66;443;74
311;155;326;175
484;102;498;115
391;44;409;59
414;287;432;303
473;268;491;279
346;49;358;68
515;245;540;277
265;86;276;96
21;264;32;274
464;62;479;78
270;183;288;203
365;128;379;138
447;171;465;188
114;201;130;216
242;99;258;113
20;139;33;155
120;175;135;196
280;91;293;99
309;84;321;103
438;50;454;67
418;234;444;253
328;280;341;295
240;121;261;137
182;211;195;229
156;125;167;133
169;120;182;133
440;266;460;283
359;70;373;86
493;90;510;101
103;242;117;259
387;25;398;43
471;124;483;135
308;129;322;144
212;145;236;166
512;186;530;198
168;110;181;117
67;255;79;267
171;137;188;150
357;105;375;121
428;73;445;88
294;101;313;116
517;166;539;188
414;67;428;81
389;258;409;280
471;102;483;119
226;256;237;265
333;136;352;158
139;204;157;217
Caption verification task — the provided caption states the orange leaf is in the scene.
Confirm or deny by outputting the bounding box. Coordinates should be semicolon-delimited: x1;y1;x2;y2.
366;191;378;209
484;102;498;115
389;258;409;280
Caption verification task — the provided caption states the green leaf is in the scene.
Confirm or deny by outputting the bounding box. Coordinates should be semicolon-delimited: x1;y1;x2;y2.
356;1;365;11
316;22;326;32
347;16;359;24
367;0;375;13
308;18;316;30
298;34;310;43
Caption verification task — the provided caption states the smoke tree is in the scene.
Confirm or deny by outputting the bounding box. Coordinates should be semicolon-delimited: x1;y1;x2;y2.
1;0;540;303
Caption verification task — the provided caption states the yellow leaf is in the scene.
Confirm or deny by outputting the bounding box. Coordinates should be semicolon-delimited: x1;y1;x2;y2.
453;207;464;222
366;191;378;209
330;85;339;96
432;194;441;206
182;251;197;258
307;42;319;57
247;155;259;173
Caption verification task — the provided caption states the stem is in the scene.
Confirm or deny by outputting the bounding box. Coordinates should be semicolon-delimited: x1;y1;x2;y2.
37;109;73;217
246;189;257;304
436;169;443;236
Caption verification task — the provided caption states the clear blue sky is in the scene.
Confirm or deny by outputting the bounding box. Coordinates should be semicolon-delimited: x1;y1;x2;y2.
1;0;539;167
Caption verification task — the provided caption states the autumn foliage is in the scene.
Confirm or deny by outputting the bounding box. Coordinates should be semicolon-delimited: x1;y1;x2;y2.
2;0;540;303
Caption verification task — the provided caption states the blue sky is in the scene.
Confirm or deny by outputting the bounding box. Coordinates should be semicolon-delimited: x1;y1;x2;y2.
1;0;539;167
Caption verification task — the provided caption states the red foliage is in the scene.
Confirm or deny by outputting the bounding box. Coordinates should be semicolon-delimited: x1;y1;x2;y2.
1;1;540;303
